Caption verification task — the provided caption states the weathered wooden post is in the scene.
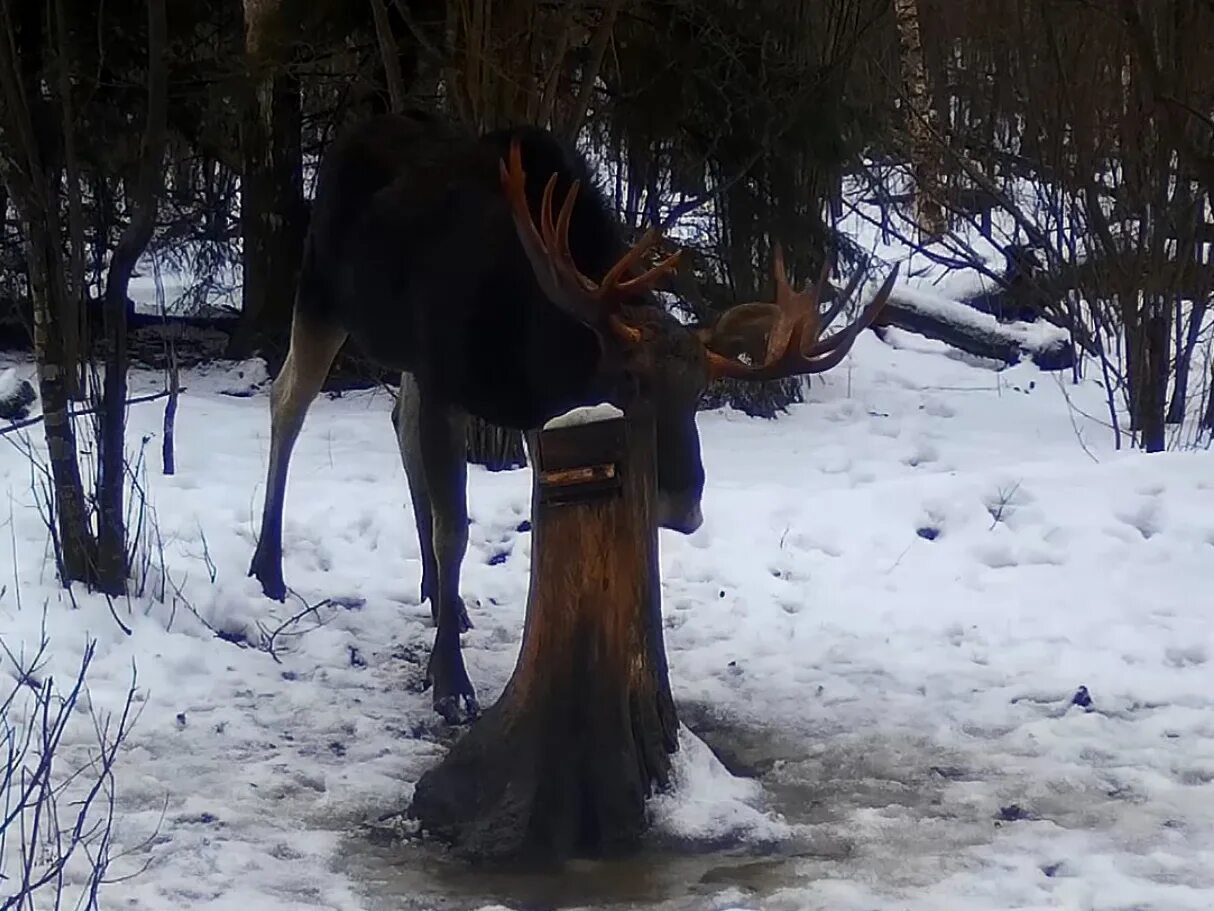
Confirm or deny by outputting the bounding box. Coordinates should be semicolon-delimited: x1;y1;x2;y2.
409;403;679;863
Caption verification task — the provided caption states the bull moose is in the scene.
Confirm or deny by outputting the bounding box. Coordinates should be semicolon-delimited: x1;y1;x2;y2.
248;110;896;722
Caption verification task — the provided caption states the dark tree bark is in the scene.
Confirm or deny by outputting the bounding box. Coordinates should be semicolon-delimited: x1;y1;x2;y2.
894;0;946;240
1166;298;1207;425
96;0;169;594
162;344;179;475
465;417;527;471
25;221;96;581
411;407;678;863
0;0;96;583
53;0;85;400
369;0;406;111
1203;360;1214;432
228;0;306;364
1135;301;1170;452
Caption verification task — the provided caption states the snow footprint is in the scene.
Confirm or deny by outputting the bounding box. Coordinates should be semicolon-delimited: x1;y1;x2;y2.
1164;645;1208;669
974;542;1018;569
902;437;940;468
921;396;956;418
1114;495;1164;540
784;529;844;559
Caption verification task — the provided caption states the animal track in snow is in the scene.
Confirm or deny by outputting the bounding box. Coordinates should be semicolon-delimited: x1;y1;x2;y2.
1114;496;1163;540
784;530;844;559
1164;645;1208;668
922;397;956;418
903;439;940;467
975;543;1019;569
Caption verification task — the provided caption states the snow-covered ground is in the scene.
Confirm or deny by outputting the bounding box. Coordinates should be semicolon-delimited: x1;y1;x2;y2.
1;316;1213;908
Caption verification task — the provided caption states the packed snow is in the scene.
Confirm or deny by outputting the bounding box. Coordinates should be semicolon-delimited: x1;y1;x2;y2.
1;304;1213;909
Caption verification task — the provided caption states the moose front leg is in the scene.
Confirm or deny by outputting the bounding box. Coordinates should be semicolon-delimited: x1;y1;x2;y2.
249;313;347;599
402;385;478;723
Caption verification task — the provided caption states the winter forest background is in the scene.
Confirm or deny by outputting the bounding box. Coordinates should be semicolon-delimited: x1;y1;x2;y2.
0;1;1213;908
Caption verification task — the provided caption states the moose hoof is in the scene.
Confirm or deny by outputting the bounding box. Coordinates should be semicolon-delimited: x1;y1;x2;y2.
434;693;480;726
426;645;479;725
455;597;473;633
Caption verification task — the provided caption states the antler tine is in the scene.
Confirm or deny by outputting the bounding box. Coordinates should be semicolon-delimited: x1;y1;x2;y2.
501;141;603;325
794;251;834;352
617;245;683;294
816;260;867;336
553;177;577;259
809;249;832;302
500;144;548;262
772;243;794;302
807;265;898;356
601;228;674;294
550;175;596;292
499;138;684;343
765;244;827;365
540;174;558;251
704;262;899;381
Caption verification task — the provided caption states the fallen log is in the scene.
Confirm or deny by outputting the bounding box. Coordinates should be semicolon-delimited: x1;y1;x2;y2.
410;403;678;864
873;288;1074;371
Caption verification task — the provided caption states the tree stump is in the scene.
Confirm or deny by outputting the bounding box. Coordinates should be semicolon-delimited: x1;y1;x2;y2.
409;403;679;864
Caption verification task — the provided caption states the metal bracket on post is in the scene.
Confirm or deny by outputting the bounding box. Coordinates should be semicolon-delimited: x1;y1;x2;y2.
536;403;626;507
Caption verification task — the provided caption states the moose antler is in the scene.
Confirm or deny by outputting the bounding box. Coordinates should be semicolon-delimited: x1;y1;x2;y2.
499;140;682;345
701;245;898;381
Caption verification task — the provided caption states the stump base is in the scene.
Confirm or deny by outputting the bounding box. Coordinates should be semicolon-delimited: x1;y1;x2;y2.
410;407;678;863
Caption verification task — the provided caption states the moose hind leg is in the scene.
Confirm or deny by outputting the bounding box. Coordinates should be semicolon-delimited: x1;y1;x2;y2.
394;374;470;631
411;391;477;722
249;314;347;600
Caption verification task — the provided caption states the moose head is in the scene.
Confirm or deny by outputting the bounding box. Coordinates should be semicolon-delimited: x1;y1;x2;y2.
500;140;898;533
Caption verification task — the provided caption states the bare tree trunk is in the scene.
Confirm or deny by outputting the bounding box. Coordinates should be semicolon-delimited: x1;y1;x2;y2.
0;2;96;584
53;0;84;400
162;365;179;474
370;0;406;111
229;0;306;366
1118;0;1214;203
893;0;946;241
558;0;623;140
465;416;527;470
1167;298;1207;424
96;0;169;595
1203;359;1214;432
1134;298;1170;452
27;222;97;581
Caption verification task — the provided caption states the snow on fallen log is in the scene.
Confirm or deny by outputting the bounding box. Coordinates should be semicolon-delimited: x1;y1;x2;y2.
873;286;1074;371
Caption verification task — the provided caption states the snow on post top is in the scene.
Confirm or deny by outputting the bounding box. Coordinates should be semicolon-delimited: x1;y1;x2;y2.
543;403;624;430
